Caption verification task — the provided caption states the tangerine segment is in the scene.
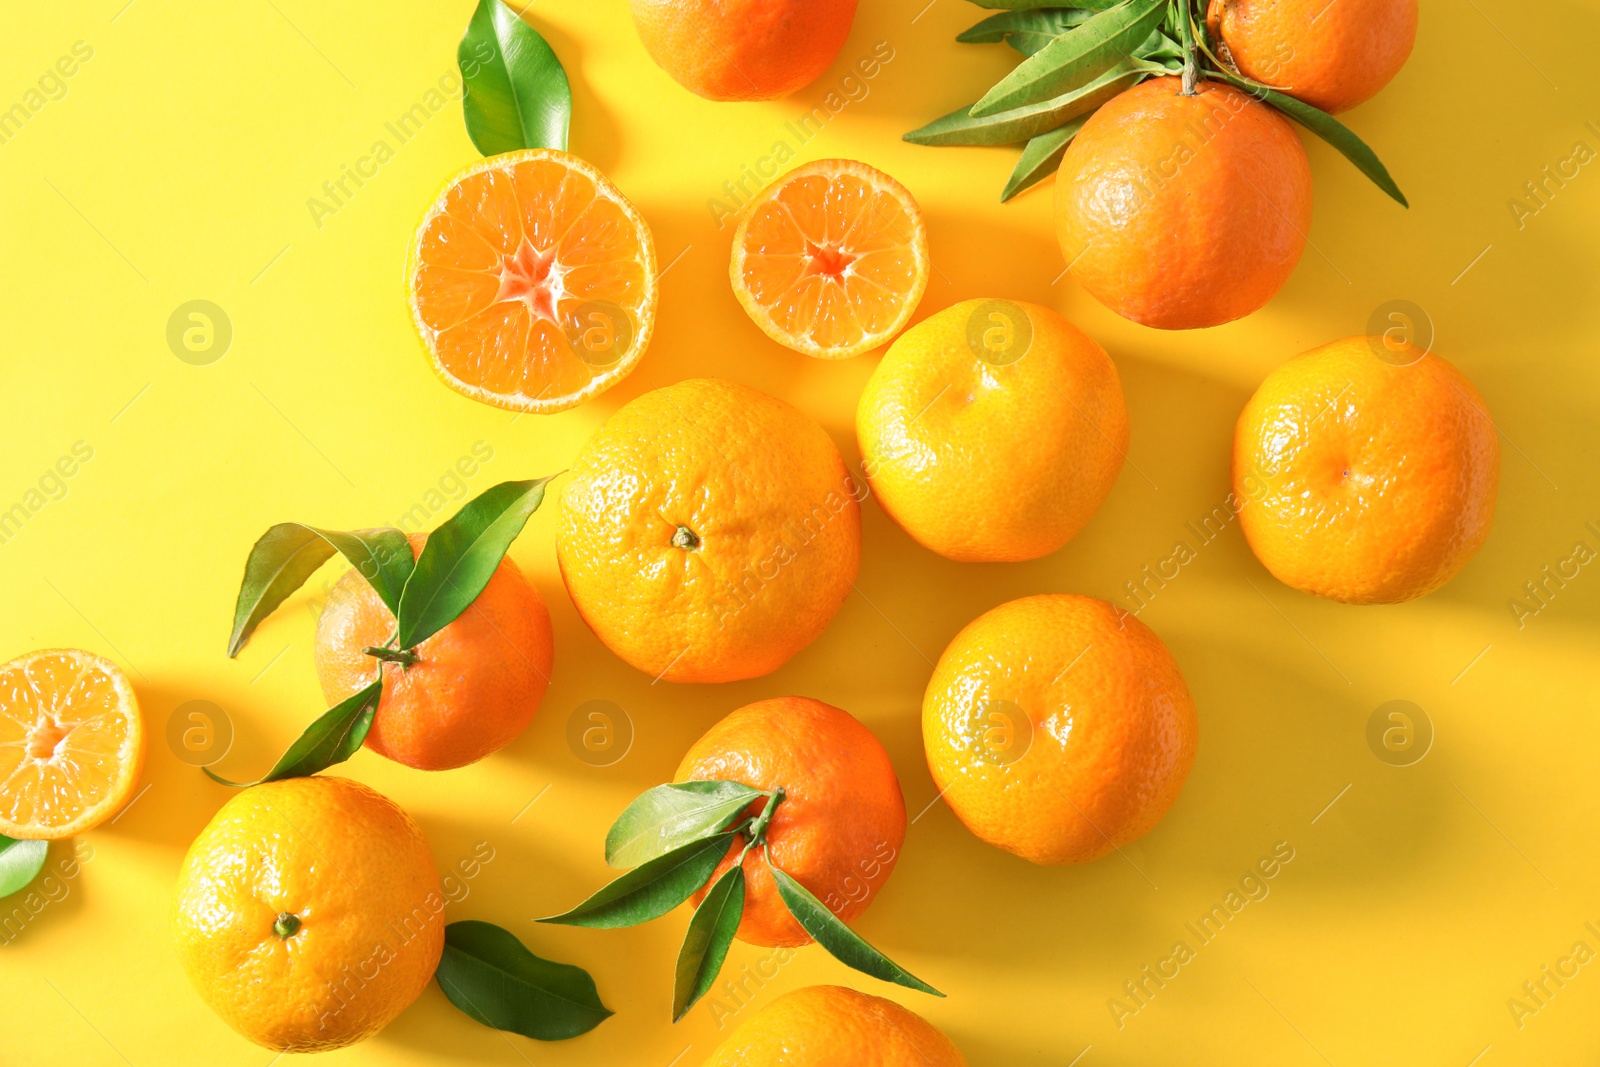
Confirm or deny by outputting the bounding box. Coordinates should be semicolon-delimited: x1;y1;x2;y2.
0;648;143;840
407;149;658;414
731;159;929;360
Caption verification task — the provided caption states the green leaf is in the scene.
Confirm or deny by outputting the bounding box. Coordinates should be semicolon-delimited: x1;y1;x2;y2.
970;0;1166;116
768;855;942;997
958;8;1092;54
205;679;382;787
605;781;764;869
226;524;414;656
1002;115;1090;201
394;477;556;650
672;863;744;1022
1211;70;1408;207
459;0;572;154
435;920;611;1041
225;525;335;657
539;833;733;929
906;62;1148;147
0;836;47;899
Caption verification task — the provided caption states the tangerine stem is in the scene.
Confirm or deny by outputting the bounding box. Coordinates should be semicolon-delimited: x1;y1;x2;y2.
743;786;785;851
364;646;419;666
272;911;302;939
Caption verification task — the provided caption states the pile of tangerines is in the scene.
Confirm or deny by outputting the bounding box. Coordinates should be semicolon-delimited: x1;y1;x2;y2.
0;0;1499;1062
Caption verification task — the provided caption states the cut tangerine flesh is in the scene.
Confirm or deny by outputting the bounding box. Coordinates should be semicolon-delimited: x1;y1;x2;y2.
731;159;930;360
0;649;143;840
408;149;658;413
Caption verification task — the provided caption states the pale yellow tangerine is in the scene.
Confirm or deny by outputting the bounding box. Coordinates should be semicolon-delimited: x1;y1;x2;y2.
856;299;1127;562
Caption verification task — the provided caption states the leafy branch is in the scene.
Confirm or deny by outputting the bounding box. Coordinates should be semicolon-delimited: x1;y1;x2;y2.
540;780;941;1021
904;0;1407;205
211;476;556;786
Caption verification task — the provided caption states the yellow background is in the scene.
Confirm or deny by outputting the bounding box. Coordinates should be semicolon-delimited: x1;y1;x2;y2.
3;0;1598;1063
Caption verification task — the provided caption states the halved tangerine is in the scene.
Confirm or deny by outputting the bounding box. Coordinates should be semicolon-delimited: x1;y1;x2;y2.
0;648;144;839
730;159;930;360
407;149;658;413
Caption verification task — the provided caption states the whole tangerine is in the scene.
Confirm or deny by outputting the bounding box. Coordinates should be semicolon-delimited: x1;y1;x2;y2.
1208;0;1418;114
630;0;857;102
677;697;905;948
1054;76;1312;330
1233;336;1499;603
923;595;1198;866
315;533;553;770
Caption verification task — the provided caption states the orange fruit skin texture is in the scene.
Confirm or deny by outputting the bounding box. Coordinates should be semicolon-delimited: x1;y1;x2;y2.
924;595;1198;866
0;648;143;840
703;985;968;1067
315;533;553;770
676;698;905;948
857;299;1128;562
1233;336;1500;604
1054;76;1312;331
557;379;860;684
171;776;444;1053
629;0;857;102
1208;0;1419;114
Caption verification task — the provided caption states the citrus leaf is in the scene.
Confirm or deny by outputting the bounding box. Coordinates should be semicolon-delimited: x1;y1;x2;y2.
394;477;556;650
0;836;47;899
539;833;734;929
1001;115;1090;201
768;855;943;996
204;679;382;787
672;863;744;1022
225;525;335;657
1211;70;1408;207
906;62;1147;147
970;0;1166;117
605;781;765;869
435;920;611;1041
226;524;413;656
459;0;571;154
958;8;1092;54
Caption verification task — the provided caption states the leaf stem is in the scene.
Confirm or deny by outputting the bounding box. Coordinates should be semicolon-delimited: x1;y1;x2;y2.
364;645;420;666
736;787;785;861
1178;0;1198;95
